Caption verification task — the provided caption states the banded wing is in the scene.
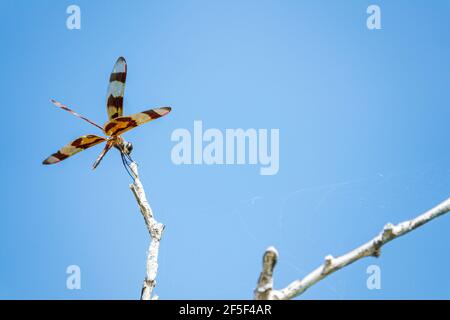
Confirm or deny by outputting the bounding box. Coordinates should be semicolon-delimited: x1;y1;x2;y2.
106;57;127;120
43;135;106;165
103;107;171;136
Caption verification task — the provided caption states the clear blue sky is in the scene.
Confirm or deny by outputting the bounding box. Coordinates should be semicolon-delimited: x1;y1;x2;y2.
1;0;449;299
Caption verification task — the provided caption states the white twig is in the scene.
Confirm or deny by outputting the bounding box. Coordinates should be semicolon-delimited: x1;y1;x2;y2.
129;162;165;300
254;246;278;300
255;197;450;300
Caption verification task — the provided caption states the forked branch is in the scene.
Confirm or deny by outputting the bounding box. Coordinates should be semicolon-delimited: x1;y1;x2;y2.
129;162;165;300
254;197;450;300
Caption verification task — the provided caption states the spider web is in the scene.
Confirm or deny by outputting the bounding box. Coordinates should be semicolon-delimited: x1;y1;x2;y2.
229;154;450;298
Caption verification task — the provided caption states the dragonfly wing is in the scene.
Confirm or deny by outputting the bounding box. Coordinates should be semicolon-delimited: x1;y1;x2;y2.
106;57;127;120
50;99;103;131
43;135;106;165
103;107;171;136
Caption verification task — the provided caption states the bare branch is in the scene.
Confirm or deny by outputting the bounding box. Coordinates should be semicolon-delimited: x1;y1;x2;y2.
129;162;165;300
255;197;450;300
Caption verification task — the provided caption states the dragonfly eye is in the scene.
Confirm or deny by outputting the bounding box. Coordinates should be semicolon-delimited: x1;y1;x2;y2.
126;142;133;154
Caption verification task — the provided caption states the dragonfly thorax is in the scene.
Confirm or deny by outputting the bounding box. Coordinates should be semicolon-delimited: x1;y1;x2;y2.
111;136;133;155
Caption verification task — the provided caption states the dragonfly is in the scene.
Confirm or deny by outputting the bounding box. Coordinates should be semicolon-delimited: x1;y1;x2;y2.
43;57;171;174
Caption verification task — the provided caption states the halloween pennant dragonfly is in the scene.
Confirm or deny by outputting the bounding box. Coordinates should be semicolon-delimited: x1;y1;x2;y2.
43;57;171;171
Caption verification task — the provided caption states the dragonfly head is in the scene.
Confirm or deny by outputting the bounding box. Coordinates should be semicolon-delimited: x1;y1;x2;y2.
123;141;133;155
112;136;133;155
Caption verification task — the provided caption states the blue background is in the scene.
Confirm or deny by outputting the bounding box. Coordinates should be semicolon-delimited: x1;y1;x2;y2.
1;0;449;299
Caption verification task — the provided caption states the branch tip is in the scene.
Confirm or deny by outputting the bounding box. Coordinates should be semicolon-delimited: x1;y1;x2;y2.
130;162;139;177
254;246;279;299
